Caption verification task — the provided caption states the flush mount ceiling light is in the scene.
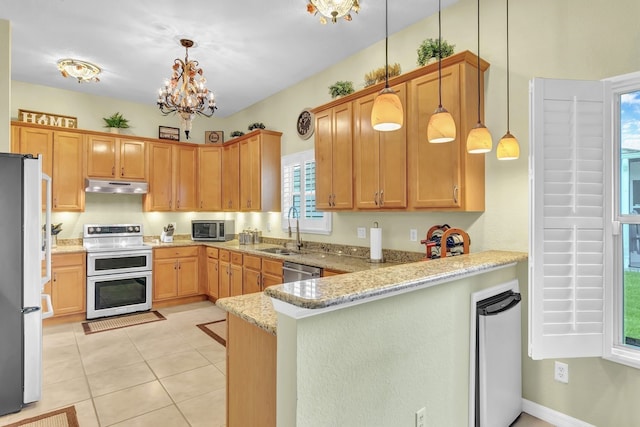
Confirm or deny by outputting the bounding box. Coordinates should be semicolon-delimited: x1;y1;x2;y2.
466;0;493;154
496;0;520;160
370;0;403;132
427;0;456;143
157;38;217;140
56;59;101;83
306;0;360;24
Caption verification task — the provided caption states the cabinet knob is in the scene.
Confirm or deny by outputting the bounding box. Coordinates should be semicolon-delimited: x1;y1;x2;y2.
380;190;384;206
121;167;124;177
53;273;57;282
374;192;379;206
111;166;115;177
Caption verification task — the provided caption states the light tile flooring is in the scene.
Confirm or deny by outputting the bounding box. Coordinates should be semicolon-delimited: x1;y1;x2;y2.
0;300;553;427
0;301;227;427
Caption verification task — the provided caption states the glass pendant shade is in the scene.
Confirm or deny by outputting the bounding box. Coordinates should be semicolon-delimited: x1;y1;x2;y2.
496;131;520;160
371;87;403;131
466;122;493;153
427;107;456;143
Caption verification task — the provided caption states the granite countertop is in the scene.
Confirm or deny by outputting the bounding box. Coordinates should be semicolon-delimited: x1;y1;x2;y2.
264;250;528;310
215;292;277;336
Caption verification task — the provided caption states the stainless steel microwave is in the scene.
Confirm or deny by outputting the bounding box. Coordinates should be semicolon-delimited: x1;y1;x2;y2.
191;220;235;241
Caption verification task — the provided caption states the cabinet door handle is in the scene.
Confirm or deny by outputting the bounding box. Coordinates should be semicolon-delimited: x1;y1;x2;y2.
257;273;261;287
178;261;181;270
121;167;124;177
453;185;459;204
53;273;57;282
169;200;172;209
111;166;115;177
53;198;57;209
374;192;378;206
380;190;384;206
215;264;218;272
174;261;177;270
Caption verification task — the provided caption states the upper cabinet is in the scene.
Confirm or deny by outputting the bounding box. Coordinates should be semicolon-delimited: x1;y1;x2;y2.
238;130;282;212
144;141;197;212
198;145;222;211
222;141;240;212
11;124;85;212
314;103;353;210
311;51;489;212
86;135;145;181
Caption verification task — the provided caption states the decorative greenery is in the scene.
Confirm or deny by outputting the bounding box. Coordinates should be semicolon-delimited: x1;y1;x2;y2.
417;38;455;66
248;122;266;131
364;64;402;88
102;112;130;128
328;81;355;98
230;130;245;138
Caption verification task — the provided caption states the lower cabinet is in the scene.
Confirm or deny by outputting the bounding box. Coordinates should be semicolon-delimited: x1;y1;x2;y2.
206;247;220;299
219;250;243;298
227;313;276;427
243;255;262;294
153;246;199;301
230;252;243;297
44;253;86;317
261;258;283;290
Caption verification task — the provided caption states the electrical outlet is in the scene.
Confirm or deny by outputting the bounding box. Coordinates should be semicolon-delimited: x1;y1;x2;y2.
357;227;366;239
410;229;418;242
266;222;271;232
416;407;426;427
554;361;569;384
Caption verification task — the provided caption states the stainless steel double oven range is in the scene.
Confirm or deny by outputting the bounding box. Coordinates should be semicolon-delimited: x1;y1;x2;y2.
83;224;152;319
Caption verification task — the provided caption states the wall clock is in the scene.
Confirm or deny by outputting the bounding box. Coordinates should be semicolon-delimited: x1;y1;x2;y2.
296;108;315;140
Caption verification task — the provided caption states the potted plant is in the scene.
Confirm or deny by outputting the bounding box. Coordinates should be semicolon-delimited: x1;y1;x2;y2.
230;130;245;138
102;112;130;134
328;81;355;98
248;122;266;131
417;38;455;66
363;64;401;87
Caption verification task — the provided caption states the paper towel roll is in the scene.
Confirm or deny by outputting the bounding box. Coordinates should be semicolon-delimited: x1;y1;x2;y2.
370;227;383;262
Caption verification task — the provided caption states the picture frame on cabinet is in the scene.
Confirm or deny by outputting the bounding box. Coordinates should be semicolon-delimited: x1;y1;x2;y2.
205;130;224;144
158;126;180;141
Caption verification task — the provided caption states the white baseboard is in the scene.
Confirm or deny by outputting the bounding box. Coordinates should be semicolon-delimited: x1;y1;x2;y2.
522;399;595;427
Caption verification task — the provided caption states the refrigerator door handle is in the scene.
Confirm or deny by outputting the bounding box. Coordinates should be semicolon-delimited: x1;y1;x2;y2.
41;294;53;319
42;172;52;288
22;306;41;314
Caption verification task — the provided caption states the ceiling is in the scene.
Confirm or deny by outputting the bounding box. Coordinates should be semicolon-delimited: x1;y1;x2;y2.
2;0;456;118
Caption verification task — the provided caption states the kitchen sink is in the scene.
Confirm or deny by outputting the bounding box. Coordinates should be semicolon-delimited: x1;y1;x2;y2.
258;247;293;255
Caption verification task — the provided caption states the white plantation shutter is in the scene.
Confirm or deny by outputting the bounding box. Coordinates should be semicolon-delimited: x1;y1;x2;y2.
529;78;611;359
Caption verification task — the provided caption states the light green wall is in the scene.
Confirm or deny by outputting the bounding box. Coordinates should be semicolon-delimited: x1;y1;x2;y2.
277;265;521;426
1;20;10;151
5;0;640;423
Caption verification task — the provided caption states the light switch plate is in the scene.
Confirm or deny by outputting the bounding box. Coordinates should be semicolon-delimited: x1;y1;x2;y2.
410;229;418;242
357;227;366;239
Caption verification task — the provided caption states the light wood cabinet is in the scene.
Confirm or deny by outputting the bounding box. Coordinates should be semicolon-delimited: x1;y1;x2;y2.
243;254;262;294
230;252;243;297
227;314;276;427
11;125;84;211
198;145;222;211
407;57;487;211
43;253;86;317
219;250;231;299
238;130;282;212
261;258;283;290
353;84;407;209
206;247;220;299
314;103;353;210
86;135;145;180
322;269;345;277
144;142;198;211
222;142;240;211
153;246;200;301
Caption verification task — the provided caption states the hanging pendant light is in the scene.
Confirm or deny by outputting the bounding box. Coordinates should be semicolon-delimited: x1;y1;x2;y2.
496;0;520;160
371;0;403;132
466;0;492;153
427;0;456;143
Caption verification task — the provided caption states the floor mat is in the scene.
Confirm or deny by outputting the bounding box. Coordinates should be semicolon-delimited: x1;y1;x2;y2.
4;406;79;427
196;319;227;346
82;311;165;334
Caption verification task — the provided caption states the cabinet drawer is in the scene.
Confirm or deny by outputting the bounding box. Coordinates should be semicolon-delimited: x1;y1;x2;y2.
231;251;243;265
206;247;219;259
154;246;199;259
244;255;261;271
262;258;283;277
52;252;84;267
219;250;230;262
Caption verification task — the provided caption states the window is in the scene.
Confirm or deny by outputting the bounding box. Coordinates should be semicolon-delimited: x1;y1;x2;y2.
281;149;331;234
529;73;640;368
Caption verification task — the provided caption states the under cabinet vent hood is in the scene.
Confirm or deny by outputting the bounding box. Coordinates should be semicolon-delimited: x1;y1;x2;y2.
85;178;148;194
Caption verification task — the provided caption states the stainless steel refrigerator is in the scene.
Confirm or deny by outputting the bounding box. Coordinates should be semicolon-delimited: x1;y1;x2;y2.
0;152;52;416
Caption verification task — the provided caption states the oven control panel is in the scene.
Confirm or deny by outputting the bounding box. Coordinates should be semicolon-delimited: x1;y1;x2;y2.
84;224;143;237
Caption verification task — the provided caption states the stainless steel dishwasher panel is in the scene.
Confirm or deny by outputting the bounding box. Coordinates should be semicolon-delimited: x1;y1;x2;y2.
282;261;322;283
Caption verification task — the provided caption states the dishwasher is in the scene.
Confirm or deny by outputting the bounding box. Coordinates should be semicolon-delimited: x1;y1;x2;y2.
475;289;522;427
282;261;322;283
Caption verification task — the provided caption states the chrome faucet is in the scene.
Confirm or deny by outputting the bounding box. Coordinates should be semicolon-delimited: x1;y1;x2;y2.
287;206;303;251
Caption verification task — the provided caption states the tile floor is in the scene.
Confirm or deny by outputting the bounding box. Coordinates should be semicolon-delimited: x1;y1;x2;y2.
0;301;227;427
0;300;553;427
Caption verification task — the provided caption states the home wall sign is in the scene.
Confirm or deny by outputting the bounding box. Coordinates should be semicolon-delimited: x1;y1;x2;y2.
18;109;78;128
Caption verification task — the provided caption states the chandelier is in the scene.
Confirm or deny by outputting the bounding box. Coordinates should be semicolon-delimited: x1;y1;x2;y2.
157;39;217;139
57;59;101;83
306;0;360;24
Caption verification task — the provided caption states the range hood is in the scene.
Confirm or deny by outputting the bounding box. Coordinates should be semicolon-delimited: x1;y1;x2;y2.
85;178;148;194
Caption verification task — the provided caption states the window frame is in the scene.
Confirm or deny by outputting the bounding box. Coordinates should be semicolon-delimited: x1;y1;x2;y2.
281;149;332;235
